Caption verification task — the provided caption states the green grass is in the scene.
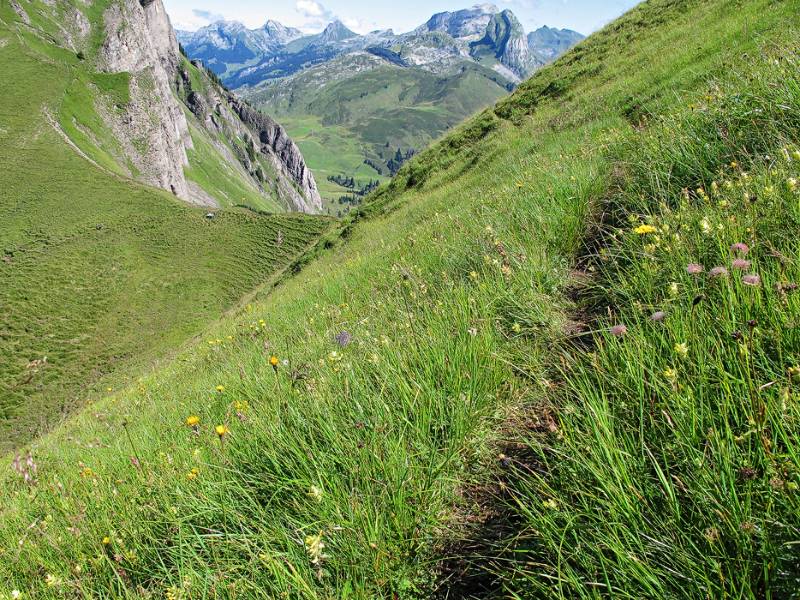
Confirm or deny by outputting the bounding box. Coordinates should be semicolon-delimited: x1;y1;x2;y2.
273;114;389;211
0;13;330;451
2;0;800;598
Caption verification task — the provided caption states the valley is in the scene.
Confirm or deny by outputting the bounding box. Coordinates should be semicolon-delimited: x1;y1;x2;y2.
178;5;584;209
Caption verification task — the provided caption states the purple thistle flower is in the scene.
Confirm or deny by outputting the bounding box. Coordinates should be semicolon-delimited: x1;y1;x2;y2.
742;274;761;287
732;258;751;270
708;266;728;278
650;311;667;322
334;331;352;347
610;324;627;337
687;263;704;275
730;242;750;255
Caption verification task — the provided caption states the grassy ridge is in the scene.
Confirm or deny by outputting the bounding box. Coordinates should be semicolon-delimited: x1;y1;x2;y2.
0;13;330;451
1;0;799;598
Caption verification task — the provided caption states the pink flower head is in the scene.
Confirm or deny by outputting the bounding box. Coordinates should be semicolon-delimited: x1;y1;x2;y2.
687;263;704;275
708;266;728;278
610;324;627;337
730;243;750;255
742;274;761;287
650;311;667;322
732;258;751;270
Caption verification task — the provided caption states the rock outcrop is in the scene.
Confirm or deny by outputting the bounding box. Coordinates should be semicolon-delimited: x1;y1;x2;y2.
230;98;321;213
99;0;193;200
474;10;536;80
178;62;322;213
96;0;321;212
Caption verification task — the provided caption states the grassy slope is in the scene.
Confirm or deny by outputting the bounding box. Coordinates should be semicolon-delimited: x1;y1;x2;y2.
2;0;800;598
245;61;509;206
0;9;329;451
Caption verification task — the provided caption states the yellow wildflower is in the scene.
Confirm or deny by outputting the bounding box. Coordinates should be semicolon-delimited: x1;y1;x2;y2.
215;425;228;438
634;224;657;235
215;385;225;393
304;532;326;565
102;536;111;546
269;355;279;368
185;415;200;427
187;468;200;481
674;343;689;358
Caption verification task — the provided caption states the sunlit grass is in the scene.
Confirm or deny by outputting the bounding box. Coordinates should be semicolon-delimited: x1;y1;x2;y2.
2;0;800;598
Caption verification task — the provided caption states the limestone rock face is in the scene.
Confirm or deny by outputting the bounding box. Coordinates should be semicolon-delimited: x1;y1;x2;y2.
233;98;322;213
479;10;536;80
98;0;193;200
178;64;322;213
95;0;321;212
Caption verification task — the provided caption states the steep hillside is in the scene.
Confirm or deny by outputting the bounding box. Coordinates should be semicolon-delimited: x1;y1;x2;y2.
2;0;800;598
0;0;329;451
28;0;322;213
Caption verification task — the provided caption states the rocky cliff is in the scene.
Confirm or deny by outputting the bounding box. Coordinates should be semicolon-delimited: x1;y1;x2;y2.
96;0;321;212
99;0;194;200
178;61;321;213
474;10;536;80
44;0;321;213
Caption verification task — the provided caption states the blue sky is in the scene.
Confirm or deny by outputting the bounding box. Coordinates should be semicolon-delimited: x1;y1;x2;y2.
164;0;640;36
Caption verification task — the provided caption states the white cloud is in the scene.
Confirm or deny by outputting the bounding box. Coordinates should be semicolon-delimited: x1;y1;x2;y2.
293;0;335;30
192;8;226;22
340;17;377;34
295;0;331;19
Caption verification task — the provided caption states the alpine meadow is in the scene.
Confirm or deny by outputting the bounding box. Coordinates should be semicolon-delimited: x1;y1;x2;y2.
2;0;800;598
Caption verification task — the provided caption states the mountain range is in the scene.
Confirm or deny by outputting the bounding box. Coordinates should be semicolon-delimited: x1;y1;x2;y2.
177;6;584;208
178;5;583;86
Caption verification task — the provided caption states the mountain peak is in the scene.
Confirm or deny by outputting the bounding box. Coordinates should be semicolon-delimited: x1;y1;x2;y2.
261;19;304;43
319;20;357;43
420;5;498;40
209;20;246;32
527;25;584;59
